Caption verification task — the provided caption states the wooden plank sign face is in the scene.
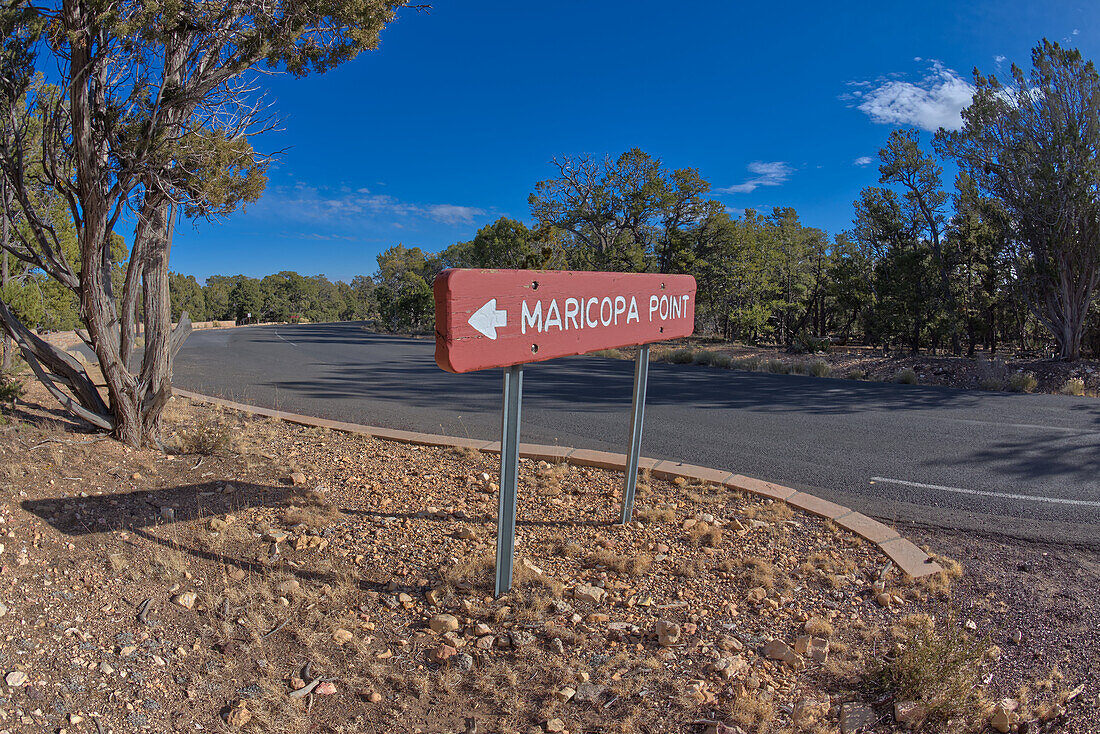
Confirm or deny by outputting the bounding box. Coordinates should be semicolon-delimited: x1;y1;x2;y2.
434;269;696;373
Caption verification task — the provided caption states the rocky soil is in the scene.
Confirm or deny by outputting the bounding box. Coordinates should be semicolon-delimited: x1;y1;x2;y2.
0;380;1092;733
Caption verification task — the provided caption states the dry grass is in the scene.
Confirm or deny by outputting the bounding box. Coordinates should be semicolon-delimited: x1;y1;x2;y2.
1060;377;1086;396
171;412;234;455
686;521;723;548
636;505;676;523
589;550;653;576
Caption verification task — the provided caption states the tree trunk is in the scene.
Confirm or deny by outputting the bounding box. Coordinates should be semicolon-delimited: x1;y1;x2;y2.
1;184;10;372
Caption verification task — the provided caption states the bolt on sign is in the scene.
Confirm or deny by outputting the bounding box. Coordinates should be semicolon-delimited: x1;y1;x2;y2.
433;269;696;594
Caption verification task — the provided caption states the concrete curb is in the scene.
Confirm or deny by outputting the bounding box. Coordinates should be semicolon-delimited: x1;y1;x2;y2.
174;388;944;579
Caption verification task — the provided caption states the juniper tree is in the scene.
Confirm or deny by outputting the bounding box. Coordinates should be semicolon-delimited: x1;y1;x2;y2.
0;0;409;445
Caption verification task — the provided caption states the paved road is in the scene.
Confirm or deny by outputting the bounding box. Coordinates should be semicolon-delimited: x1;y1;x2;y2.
172;323;1100;545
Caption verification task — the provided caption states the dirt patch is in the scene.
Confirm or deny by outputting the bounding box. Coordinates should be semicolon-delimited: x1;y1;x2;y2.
0;380;1092;733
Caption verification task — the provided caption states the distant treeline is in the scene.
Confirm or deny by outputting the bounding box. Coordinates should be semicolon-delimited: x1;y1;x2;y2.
173;43;1100;360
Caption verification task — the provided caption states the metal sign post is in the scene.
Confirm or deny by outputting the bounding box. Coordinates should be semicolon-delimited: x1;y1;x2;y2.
620;344;650;524
433;269;696;595
495;364;523;596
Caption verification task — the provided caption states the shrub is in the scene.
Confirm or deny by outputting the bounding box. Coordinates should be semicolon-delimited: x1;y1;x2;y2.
875;617;989;728
790;331;831;354
808;359;831;378
590;348;626;359
173;416;233;455
893;368;919;385
694;350;731;368
731;357;761;371
653;347;697;364
763;359;789;374
979;377;1008;391
845;369;868;380
788;361;809;375
1008;372;1037;393
1060;378;1085;396
666;348;696;364
0;370;23;405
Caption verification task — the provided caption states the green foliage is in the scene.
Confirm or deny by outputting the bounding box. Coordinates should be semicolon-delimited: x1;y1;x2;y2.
790;331;831;354
874;617;989;728
0;369;23;404
652;347;696;364
693;350;731;368
1008;372;1037;393
1060;378;1086;396
893;368;919;385
762;359;789;374
938;40;1100;360
807;359;831;377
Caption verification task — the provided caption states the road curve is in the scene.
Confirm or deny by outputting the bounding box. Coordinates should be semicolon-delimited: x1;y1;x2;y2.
172;323;1100;546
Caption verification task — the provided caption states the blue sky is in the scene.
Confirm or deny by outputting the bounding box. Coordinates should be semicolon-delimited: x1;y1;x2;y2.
169;1;1099;283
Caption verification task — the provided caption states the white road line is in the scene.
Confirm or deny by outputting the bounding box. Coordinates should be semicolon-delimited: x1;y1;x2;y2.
273;329;297;347
870;477;1100;508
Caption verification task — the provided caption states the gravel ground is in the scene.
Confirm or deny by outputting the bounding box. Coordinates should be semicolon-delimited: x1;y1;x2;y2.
0;380;1090;733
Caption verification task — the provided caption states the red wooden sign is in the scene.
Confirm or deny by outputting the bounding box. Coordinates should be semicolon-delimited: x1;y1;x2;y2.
434;269;696;373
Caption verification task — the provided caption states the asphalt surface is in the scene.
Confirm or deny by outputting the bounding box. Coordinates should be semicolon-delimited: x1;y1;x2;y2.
171;323;1100;546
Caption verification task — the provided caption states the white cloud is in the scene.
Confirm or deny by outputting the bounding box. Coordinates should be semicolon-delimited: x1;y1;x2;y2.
273;185;486;228
854;60;975;131
854;156;874;166
427;204;486;225
719;161;793;194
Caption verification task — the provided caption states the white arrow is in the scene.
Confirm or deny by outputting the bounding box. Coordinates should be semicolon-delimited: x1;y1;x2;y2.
468;299;508;339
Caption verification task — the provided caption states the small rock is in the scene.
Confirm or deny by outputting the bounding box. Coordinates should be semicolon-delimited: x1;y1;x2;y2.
1010;629;1023;645
544;719;566;733
173;592;198;610
718;634;743;652
894;700;924;727
429;644;458;663
314;681;337;696
656;620;681;647
367;691;383;703
160;507;175;522
208;518;229;533
225;702;251;728
0;602;8;618
425;588;445;606
555;686;575;703
277;580;300;595
98;662;114;675
763;639;804;670
746;586;767;603
793;635;829;663
839;702;877;734
290;472;307;485
5;671;27;687
455;527;476;540
472;623;492;637
875;592;894;608
549;637;565;654
510;630;536;647
429;614;460;634
454;652;474;672
990;703;1017;733
573;585;605;604
332;629;354;645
